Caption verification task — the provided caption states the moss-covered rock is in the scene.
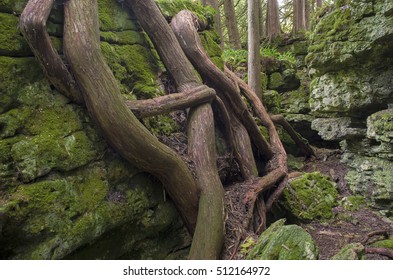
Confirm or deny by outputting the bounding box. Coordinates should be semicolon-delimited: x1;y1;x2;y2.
98;0;139;32
331;243;365;260
246;219;319;260
342;154;393;216
0;12;32;56
281;172;339;221
101;42;162;98
367;109;393;144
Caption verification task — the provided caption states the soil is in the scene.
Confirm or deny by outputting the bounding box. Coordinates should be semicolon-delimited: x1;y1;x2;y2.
221;146;393;260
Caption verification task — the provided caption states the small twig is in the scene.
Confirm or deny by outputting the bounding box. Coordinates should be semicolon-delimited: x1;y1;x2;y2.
361;230;390;245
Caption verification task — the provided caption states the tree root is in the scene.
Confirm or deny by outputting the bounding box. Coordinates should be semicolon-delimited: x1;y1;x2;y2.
127;85;215;118
19;0;83;104
365;247;393;259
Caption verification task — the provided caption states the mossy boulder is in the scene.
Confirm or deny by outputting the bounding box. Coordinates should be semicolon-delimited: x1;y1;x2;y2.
342;154;393;216
331;243;365;260
280;172;339;221
246;219;319;260
367;109;393;144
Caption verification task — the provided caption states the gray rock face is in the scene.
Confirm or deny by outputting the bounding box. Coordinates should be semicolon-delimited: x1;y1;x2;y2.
307;0;393;216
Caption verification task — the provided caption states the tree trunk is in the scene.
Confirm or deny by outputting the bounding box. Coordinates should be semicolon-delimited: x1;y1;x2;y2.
259;0;266;40
248;0;262;98
267;0;281;41
223;0;241;49
293;0;306;34
305;0;311;30
316;0;323;8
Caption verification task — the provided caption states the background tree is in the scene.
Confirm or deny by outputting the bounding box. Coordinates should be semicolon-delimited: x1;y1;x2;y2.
293;0;306;34
224;0;241;49
316;0;323;8
248;0;262;97
267;0;281;41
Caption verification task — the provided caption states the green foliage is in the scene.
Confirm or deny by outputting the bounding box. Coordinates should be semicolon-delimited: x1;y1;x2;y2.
155;0;215;25
240;236;256;255
222;49;248;69
143;115;180;137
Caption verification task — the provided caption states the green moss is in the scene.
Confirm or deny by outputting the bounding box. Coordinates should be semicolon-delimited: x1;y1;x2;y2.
268;72;284;90
0;108;31;138
0;12;31;56
331;243;365;260
340;195;365;211
97;0;138;32
101;42;162;98
0;0;27;14
371;238;393;250
0;56;48;113
367;109;393;143
247;219;319;260
11;130;99;182
262;90;281;114
143;115;179;137
281;172;339;221
100;30;146;45
199;30;224;70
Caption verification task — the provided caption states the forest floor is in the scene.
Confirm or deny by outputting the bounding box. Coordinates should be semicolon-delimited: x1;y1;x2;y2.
221;147;393;260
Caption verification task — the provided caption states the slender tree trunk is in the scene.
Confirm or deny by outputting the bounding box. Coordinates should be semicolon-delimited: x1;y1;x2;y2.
305;0;311;30
293;0;306;34
223;0;241;49
316;0;323;8
259;0;265;40
267;0;281;41
248;0;262;98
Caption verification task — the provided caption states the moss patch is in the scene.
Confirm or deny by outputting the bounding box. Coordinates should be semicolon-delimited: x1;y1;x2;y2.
331;243;365;260
98;0;138;32
199;30;224;70
101;42;162;98
0;12;31;56
281;172;339;221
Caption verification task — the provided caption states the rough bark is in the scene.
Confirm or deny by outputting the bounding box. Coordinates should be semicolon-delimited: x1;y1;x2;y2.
224;0;241;49
126;0;225;259
19;0;83;104
170;11;272;160
267;0;281;41
248;0;262;97
127;85;215;118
